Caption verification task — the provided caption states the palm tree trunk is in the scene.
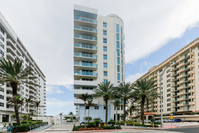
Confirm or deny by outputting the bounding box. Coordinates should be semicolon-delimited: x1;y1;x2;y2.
123;99;126;121
105;100;108;124
84;102;86;122
141;96;145;125
88;106;90;123
116;107;118;122
11;84;20;126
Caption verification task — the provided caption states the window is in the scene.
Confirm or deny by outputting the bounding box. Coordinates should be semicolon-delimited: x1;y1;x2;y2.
0;42;4;49
103;46;107;52
104;79;107;83
117;57;120;64
167;93;171;97
85;106;89;109
0;102;4;107
121;105;123;110
104;63;107;68
0;34;4;42
117;65;120;72
117;49;120;56
103;54;107;60
116;24;119;32
117;73;120;80
116;41;119;48
103;30;107;35
103;22;107;27
0;27;4;35
103;38;107;43
167;108;171;111
167;98;171;102
0;87;4;92
104;71;108;76
0;95;4;100
0;50;4;56
167;103;171;106
116;33;119;40
95;106;99;109
104;106;106;109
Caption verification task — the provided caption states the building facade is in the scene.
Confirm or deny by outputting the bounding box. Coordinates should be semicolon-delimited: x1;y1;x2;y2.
133;37;199;121
0;11;46;122
73;5;125;122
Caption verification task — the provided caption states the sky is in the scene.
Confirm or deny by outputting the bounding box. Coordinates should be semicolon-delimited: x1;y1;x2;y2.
0;0;199;116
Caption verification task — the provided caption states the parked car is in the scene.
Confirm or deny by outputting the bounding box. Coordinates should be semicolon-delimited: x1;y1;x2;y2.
172;119;182;122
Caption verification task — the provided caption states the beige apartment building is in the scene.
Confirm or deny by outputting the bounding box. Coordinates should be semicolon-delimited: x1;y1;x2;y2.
0;11;46;122
133;37;199;121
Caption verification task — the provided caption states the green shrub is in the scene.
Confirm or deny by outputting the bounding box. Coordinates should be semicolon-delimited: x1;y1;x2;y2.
12;124;30;133
108;119;115;125
88;122;95;127
116;121;125;125
154;122;161;124
93;118;101;126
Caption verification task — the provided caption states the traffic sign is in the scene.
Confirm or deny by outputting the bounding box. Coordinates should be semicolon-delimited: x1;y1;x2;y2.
170;115;173;119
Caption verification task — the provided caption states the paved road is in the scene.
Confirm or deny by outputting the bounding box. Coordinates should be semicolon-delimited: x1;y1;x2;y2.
161;126;199;133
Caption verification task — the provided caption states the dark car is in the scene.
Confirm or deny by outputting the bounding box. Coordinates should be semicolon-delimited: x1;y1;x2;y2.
172;119;182;122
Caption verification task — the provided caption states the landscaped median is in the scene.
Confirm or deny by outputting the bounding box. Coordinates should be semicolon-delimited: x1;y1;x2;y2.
72;120;160;131
11;120;48;133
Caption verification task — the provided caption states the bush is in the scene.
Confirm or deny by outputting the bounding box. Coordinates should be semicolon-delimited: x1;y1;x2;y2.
116;121;125;125
93;118;101;126
12;124;30;133
154;122;161;124
88;122;95;127
108;119;115;125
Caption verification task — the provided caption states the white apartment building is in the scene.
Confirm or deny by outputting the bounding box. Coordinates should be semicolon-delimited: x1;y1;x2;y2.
73;5;125;122
0;11;46;122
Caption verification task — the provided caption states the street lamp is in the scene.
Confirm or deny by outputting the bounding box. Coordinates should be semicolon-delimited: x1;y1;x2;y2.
159;63;172;127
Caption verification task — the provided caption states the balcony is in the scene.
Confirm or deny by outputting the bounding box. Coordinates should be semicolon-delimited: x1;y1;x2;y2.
74;80;98;87
74;43;97;50
74;25;97;36
74;89;95;95
74;16;97;24
74;71;98;77
74;53;97;61
74;98;98;105
74;62;97;70
74;34;97;44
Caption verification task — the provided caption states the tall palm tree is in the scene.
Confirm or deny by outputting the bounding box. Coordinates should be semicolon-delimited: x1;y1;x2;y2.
113;99;120;122
86;99;95;123
133;79;157;125
94;81;114;124
68;112;74;121
34;101;43;120
0;58;38;125
25;97;33;118
59;113;63;123
78;93;90;121
115;82;134;121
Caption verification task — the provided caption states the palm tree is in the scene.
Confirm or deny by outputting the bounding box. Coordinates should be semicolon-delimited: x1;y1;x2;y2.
68;112;74;122
34;101;43;120
59;113;63;123
113;99;120;122
25;97;33;118
86;99;95;123
133;79;157;125
78;93;90;121
0;58;38;125
94;81;114;124
115;82;134;121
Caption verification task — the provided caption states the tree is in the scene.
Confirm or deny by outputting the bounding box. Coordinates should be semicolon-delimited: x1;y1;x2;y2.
78;93;90;121
59;113;63;123
133;79;157;125
68;112;74;121
86;99;95;123
25;97;33;118
94;81;114;124
0;58;38;125
113;99;120;122
34;101;44;120
115;82;134;121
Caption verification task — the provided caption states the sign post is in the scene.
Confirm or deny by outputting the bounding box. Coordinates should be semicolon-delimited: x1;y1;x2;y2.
170;115;173;126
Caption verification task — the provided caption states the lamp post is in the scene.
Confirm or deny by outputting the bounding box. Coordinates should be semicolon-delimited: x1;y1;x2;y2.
159;63;172;127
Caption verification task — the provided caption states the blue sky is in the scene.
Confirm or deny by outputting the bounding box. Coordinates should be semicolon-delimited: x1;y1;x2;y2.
46;24;199;116
1;0;199;116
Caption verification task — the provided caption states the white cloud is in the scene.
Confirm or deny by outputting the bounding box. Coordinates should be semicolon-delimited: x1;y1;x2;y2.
126;73;144;83
47;98;74;108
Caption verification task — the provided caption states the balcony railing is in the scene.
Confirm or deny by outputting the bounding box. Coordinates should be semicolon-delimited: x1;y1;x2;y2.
74;16;97;24
74;34;97;41
74;71;98;76
74;62;98;67
74;53;97;58
74;43;97;50
74;25;97;32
